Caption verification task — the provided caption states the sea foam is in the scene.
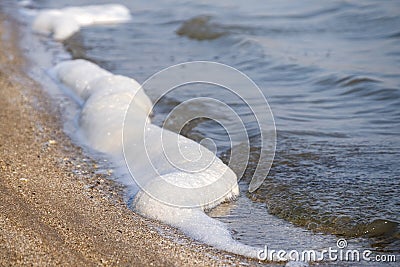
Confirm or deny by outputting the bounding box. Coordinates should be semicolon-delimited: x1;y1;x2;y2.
51;59;262;258
32;4;131;40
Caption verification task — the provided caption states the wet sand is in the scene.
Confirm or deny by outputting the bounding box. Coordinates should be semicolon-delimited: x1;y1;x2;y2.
0;12;262;267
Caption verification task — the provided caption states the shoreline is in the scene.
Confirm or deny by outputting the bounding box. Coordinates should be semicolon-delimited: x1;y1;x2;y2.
0;11;261;267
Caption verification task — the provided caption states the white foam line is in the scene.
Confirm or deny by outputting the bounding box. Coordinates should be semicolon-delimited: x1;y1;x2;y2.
50;58;269;260
32;4;131;40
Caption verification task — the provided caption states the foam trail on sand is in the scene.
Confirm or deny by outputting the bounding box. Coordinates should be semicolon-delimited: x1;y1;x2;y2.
133;190;258;258
51;59;263;258
32;4;131;40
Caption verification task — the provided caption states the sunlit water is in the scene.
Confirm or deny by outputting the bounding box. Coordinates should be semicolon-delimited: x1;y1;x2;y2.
26;0;399;258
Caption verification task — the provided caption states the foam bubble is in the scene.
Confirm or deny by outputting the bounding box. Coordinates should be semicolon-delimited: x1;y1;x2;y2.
32;4;131;40
80;89;150;155
54;59;112;99
84;75;153;115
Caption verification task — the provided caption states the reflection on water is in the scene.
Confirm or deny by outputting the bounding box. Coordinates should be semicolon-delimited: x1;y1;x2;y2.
37;0;400;255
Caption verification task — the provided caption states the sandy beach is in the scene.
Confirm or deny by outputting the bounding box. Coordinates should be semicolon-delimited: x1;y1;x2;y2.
0;11;261;267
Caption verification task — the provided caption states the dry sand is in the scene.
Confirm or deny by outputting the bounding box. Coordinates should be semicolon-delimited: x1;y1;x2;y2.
0;10;267;267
